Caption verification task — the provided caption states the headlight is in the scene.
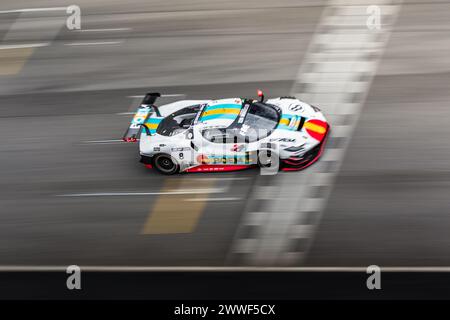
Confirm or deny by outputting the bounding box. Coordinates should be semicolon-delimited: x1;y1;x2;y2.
284;145;305;152
311;105;321;112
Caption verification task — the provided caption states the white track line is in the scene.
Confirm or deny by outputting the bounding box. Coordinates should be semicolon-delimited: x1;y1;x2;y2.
190;177;249;181
229;0;403;266
0;7;67;14
185;197;242;202
65;41;123;46
0;266;450;272
74;28;132;32
127;94;186;99
0;43;49;50
284;1;403;266
0;10;65;76
58;188;226;197
82;139;125;144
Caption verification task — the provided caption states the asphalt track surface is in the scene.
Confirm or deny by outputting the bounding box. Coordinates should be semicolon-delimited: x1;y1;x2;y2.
1;0;450;273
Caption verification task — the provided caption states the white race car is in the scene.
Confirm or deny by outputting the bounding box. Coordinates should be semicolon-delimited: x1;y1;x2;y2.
123;91;330;174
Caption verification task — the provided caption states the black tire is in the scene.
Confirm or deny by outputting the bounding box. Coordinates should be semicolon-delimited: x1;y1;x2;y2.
152;154;180;175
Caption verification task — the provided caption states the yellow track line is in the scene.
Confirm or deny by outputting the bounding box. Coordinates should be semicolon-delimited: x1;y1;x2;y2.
141;178;216;234
0;47;35;75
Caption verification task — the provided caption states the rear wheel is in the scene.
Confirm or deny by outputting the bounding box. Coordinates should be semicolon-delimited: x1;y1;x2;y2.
153;154;179;175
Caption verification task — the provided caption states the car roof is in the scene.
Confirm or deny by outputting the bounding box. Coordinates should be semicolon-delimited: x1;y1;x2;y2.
197;98;243;128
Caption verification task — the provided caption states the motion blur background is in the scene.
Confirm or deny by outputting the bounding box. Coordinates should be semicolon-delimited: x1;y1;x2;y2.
0;0;449;270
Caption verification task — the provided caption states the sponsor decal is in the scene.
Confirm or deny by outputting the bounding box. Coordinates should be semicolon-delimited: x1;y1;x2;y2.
304;119;328;141
231;144;245;152
238;104;250;123
270;138;296;142
186;165;249;172
289;104;304;112
171;147;190;151
278;114;303;131
196;154;208;164
197;153;252;165
130;105;151;129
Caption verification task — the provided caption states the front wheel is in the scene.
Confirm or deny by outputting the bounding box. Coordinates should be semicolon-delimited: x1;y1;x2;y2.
152;154;180;175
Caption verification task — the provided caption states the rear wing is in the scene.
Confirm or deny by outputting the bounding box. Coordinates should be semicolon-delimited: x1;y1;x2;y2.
122;93;162;142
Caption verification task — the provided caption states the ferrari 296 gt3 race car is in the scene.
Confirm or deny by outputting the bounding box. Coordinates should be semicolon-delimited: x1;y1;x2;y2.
123;91;330;174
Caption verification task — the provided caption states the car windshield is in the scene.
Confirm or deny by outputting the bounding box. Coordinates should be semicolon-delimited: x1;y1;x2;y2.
202;102;280;143
156;105;201;136
243;102;279;132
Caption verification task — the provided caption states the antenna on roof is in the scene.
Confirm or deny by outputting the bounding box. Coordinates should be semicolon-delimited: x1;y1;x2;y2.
257;89;264;102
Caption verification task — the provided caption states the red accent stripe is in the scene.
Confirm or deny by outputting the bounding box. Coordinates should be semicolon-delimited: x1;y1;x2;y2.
185;164;252;173
281;124;330;171
123;137;138;143
143;125;330;173
283;158;309;166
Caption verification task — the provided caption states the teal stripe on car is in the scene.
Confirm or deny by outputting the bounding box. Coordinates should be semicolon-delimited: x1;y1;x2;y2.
277;124;292;131
145;118;163;124
203;104;242;111
201;114;239;121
